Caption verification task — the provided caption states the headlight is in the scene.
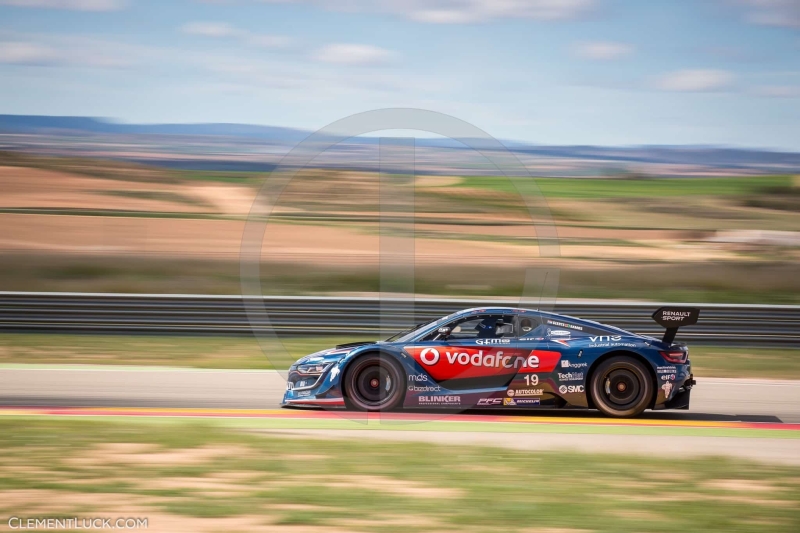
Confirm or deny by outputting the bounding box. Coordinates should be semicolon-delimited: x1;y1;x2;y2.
296;362;333;375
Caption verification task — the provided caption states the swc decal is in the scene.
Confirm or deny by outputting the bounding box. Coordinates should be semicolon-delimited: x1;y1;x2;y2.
405;346;561;380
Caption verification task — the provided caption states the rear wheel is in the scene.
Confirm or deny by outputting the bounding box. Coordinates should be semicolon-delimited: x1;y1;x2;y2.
590;356;653;418
344;353;405;411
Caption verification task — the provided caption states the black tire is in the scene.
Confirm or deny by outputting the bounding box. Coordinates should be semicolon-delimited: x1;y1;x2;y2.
590;356;653;418
343;353;405;411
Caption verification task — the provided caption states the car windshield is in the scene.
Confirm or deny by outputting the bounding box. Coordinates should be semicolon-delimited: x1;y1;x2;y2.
383;312;458;343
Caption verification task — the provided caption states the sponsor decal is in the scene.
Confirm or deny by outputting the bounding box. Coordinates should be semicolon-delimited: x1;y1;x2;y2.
477;398;503;406
419;395;461;405
558;372;584;382
547;320;583;331
552;339;571;347
512;388;543;396
408;374;429;382
560;360;588;369
420;347;440;365
408;384;442;392
329;366;340;379
589;335;622;343
657;366;678;374
404;346;561;380
297;390;312;397
548;329;571;337
586;336;638;349
661;382;673;397
514;398;541;406
506;389;515;397
558;385;585;394
476;338;511;345
660;373;676;381
661;310;692;321
504;398;517;406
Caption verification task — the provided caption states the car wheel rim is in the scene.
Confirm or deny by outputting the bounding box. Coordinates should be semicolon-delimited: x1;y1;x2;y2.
603;368;641;409
353;363;396;407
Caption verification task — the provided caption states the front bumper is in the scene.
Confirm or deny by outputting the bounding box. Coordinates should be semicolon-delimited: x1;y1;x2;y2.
281;362;346;408
282;397;346;408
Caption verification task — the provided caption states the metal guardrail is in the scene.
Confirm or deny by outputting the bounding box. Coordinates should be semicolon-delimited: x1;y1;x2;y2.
1;292;798;347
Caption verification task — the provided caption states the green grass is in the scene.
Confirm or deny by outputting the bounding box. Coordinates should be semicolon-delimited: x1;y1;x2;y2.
0;334;373;370
459;175;793;199
689;346;800;379
3;253;800;304
0;418;798;532
1;334;799;379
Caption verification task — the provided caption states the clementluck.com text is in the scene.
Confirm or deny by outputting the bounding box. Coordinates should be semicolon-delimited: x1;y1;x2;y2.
8;517;148;530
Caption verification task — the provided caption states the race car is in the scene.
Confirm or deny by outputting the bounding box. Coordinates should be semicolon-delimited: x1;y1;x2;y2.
281;306;698;417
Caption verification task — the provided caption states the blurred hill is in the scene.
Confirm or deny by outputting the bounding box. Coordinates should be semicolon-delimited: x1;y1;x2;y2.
2;114;800;176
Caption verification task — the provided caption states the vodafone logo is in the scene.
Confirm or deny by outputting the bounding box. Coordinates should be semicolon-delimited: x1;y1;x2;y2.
405;345;561;381
420;347;440;365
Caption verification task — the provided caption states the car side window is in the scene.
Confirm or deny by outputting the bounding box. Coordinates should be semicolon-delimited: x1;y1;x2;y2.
423;314;515;341
519;315;546;338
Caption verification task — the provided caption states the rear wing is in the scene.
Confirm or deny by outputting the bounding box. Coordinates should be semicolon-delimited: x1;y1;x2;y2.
652;307;700;345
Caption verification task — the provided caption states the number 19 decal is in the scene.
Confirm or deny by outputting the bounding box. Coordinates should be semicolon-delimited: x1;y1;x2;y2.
524;374;539;386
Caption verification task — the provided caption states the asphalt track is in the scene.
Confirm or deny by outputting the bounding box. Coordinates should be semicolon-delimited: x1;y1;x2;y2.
2;366;800;464
2;365;800;421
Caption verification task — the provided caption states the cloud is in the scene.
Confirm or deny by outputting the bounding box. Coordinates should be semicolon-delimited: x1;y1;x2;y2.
0;0;126;10
654;69;734;92
733;0;800;29
236;0;597;24
0;39;132;68
181;22;241;38
573;41;633;60
753;85;800;97
180;21;292;49
245;34;292;48
0;42;59;65
399;0;598;23
314;43;395;66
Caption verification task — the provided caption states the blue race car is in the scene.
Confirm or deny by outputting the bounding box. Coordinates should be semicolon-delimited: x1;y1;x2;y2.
281;306;698;418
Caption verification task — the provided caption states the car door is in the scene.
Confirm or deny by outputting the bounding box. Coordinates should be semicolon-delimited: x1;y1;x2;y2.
406;312;530;390
501;314;563;404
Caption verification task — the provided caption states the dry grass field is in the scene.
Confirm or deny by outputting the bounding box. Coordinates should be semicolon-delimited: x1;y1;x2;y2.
0;153;798;301
1;419;799;533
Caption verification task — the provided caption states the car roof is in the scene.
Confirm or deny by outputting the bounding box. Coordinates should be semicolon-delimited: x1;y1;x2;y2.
451;307;629;334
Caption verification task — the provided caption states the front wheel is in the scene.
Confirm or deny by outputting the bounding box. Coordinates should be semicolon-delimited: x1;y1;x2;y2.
590;356;653;418
343;353;405;411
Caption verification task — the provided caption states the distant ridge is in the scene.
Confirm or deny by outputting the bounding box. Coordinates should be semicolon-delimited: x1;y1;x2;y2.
1;114;800;171
0;114;310;143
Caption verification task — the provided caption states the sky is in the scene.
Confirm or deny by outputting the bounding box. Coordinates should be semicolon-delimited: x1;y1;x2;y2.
0;0;799;149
